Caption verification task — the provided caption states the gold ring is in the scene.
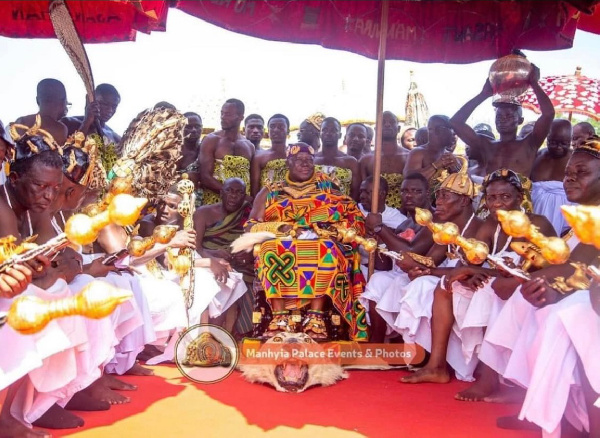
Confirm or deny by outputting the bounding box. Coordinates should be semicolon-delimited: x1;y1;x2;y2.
35;265;44;272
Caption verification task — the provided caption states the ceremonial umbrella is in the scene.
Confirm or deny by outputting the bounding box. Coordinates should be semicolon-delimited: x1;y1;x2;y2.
175;0;599;275
404;71;429;129
521;67;600;120
0;0;168;43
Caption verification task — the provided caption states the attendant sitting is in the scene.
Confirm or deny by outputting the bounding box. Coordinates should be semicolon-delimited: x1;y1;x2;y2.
361;173;434;342
194;178;255;338
357;176;406;275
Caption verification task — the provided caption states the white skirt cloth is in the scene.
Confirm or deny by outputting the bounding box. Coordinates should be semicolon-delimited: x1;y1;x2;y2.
510;290;600;437
81;253;156;375
1;280;101;425
531;181;572;236
361;267;411;334
146;264;248;365
445;277;507;382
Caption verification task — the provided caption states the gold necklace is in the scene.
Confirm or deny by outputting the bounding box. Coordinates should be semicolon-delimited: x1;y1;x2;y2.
282;171;317;199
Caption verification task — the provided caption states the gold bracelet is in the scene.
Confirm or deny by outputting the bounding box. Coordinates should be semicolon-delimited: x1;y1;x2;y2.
249;222;288;234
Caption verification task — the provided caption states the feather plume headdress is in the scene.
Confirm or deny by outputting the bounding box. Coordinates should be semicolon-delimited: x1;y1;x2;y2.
108;107;185;203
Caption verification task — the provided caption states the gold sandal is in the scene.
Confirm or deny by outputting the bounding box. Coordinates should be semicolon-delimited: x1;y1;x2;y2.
263;311;293;337
302;310;328;340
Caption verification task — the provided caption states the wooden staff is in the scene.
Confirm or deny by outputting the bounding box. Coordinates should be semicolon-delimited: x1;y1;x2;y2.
368;0;390;279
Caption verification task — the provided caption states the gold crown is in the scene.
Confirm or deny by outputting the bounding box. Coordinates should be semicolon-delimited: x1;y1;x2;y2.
8;114;61;160
575;135;600;157
305;112;325;131
437;156;477;198
62;132;99;187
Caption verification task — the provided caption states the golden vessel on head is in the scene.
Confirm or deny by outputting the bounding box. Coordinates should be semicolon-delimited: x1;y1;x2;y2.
488;54;532;102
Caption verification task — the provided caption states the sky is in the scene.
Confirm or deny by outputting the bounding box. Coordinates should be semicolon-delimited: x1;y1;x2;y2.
1;8;599;135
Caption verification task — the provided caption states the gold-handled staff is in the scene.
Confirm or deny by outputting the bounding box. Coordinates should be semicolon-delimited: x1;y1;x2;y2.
0;281;132;335
127;225;179;257
414;207;489;265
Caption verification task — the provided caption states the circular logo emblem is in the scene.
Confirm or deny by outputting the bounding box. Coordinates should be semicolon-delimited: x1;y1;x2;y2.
174;324;239;384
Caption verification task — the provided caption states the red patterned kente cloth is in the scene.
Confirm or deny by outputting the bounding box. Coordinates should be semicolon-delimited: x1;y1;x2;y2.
248;171;368;341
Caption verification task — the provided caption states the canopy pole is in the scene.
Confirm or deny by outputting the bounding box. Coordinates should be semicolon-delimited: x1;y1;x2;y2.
368;0;390;279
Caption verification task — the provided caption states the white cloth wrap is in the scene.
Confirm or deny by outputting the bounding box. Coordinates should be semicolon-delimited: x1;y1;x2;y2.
531;181;572;236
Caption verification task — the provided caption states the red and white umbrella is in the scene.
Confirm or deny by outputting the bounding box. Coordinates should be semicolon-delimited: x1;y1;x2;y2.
521;67;600;120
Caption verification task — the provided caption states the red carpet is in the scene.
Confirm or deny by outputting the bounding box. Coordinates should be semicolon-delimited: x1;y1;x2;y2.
48;365;562;438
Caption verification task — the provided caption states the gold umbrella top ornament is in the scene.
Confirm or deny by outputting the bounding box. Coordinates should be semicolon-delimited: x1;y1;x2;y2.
414;207;489;265
0;280;132;335
496;210;570;265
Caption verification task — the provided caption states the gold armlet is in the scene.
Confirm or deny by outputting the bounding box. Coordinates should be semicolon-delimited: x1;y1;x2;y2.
250;222;288;235
407;252;436;268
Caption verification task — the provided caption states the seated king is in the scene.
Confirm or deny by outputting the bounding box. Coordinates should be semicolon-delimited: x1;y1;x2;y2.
245;142;368;341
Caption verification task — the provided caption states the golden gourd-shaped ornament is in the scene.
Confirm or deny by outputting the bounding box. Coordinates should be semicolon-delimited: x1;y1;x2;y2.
4;281;132;335
414;207;489;264
65;194;147;246
496;209;570;265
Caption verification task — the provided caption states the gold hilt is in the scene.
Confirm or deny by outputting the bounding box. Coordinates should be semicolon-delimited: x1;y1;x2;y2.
0;234;69;273
509;242;548;272
65;193;148;246
4;281;132;335
414;207;489;264
328;223;378;252
496;210;570;265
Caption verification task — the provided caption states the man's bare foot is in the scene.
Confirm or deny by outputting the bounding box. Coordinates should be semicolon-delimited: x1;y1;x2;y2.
0;415;50;438
32;404;84;429
124;362;154;376
455;378;498;402
83;379;130;405
496;415;540;431
64;391;110;411
137;345;163;362
400;367;450;384
483;385;526;404
101;374;137;391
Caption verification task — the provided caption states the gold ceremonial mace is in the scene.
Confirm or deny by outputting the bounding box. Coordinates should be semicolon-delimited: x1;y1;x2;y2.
496;210;570;265
1;281;132;335
562;205;600;281
414;207;489;264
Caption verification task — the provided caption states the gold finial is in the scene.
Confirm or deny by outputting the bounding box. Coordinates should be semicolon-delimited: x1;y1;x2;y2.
414;207;489;264
6;281;132;335
497;209;570;264
65;193;147;246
